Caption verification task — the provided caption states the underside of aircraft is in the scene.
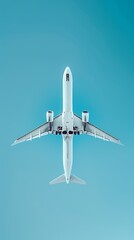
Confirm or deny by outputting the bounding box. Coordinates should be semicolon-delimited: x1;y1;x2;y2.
12;67;121;184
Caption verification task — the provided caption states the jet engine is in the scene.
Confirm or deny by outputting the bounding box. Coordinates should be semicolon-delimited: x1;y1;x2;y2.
46;110;54;132
82;111;89;123
46;110;54;122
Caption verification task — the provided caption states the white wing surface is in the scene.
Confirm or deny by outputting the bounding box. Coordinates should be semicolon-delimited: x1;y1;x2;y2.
85;122;121;144
12;114;62;145
73;114;121;145
53;114;62;131
73;114;83;132
12;122;50;145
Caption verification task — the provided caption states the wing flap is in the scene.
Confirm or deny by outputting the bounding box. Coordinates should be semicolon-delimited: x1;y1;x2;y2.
73;113;121;145
85;122;121;144
12;122;50;145
12;114;62;145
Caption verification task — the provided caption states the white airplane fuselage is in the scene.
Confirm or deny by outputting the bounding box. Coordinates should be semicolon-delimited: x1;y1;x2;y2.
62;67;73;184
13;66;121;185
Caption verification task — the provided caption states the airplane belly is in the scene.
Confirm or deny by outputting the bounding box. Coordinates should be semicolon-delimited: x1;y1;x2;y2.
62;112;73;131
63;136;73;180
63;86;72;112
63;67;73;112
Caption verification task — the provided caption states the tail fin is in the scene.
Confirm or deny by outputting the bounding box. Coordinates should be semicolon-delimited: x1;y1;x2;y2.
70;175;86;184
49;174;86;185
49;174;66;185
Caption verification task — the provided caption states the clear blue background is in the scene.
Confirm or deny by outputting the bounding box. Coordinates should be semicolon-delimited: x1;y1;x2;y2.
0;0;134;239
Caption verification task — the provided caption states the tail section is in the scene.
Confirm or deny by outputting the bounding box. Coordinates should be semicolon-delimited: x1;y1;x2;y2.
49;174;86;185
70;175;86;184
49;174;66;185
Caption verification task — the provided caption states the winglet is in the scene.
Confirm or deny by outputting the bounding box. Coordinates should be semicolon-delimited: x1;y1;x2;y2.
11;140;18;146
11;141;16;146
119;141;124;146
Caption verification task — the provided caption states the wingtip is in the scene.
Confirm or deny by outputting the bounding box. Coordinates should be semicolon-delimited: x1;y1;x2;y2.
11;140;17;146
119;141;124;146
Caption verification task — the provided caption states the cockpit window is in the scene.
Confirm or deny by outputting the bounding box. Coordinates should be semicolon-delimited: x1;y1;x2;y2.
66;73;69;81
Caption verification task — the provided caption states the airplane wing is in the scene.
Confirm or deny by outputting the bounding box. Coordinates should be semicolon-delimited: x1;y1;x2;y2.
73;114;83;132
85;122;121;144
53;113;62;131
12;114;62;145
73;114;121;145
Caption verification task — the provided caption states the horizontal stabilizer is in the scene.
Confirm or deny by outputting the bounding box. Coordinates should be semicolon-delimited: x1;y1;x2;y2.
70;175;86;184
49;174;66;185
49;174;86;185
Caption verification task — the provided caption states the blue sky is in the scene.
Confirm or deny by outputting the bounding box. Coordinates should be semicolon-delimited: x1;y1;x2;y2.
0;0;134;239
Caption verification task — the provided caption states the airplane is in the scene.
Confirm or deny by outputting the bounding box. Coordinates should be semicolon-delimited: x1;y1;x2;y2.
12;67;121;185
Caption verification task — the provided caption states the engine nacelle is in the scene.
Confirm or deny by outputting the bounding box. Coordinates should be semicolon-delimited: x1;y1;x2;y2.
82;111;89;123
46;110;54;122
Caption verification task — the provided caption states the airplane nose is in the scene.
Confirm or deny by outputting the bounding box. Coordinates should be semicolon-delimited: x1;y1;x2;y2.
63;67;72;81
64;66;71;74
